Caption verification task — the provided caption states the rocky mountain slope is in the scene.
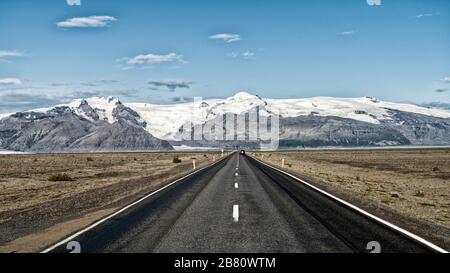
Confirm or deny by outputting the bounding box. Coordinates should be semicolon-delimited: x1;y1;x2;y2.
0;99;172;152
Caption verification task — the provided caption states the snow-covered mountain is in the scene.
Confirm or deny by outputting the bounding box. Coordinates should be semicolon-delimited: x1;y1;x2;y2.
1;92;450;151
0;98;172;152
128;92;450;141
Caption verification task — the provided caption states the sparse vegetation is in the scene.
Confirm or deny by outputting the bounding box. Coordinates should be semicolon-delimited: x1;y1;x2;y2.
48;173;74;182
419;202;436;207
87;157;94;162
390;192;400;198
173;156;182;163
414;191;425;198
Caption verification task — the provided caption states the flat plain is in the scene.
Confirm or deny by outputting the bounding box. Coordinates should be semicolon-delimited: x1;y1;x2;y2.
0;152;219;252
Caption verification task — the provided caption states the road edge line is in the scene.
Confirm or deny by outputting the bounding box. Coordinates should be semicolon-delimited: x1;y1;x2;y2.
40;154;231;253
252;156;448;253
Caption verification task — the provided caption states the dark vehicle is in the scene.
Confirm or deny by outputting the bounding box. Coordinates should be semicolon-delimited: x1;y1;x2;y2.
240;150;246;155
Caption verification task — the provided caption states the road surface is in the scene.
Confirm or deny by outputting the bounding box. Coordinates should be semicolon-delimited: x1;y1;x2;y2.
46;153;443;253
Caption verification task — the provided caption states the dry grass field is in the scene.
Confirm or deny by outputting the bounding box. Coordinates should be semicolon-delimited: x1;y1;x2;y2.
0;152;221;252
252;149;450;247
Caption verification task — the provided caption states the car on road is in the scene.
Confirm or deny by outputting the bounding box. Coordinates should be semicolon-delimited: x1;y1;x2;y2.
240;150;246;155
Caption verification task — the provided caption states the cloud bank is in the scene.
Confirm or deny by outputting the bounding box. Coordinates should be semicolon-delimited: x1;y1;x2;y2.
148;80;193;92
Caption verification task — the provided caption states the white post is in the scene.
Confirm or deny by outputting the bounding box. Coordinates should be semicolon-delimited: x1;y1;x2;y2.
261;155;264;160
282;158;285;168
193;159;196;170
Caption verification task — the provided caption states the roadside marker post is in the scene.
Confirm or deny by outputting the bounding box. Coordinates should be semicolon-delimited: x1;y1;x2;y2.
193;160;196;170
282;158;285;168
233;205;239;222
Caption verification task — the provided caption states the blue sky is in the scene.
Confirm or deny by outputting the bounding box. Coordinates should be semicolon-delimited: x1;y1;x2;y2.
0;0;449;112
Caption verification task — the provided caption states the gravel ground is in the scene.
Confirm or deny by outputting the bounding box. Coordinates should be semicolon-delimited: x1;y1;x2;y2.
0;152;221;252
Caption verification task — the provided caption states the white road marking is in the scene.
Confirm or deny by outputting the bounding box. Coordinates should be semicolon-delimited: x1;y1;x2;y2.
40;156;230;253
233;205;239;222
235;183;239;189
253;157;448;253
235;172;238;177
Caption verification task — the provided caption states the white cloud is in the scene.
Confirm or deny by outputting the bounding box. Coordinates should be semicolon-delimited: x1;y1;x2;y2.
56;16;117;28
241;51;255;59
0;78;22;85
0;50;26;59
228;51;255;59
208;33;241;43
123;53;184;66
414;13;434;19
337;31;355;36
441;77;450;83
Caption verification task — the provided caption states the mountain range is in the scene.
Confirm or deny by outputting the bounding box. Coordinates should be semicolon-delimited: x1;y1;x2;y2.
1;92;450;152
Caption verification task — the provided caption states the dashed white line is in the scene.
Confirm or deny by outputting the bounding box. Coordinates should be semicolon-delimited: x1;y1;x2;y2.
40;156;230;253
235;172;238;177
235;183;239;189
233;205;239;222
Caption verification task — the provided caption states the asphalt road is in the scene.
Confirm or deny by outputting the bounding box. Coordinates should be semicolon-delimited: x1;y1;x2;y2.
48;153;440;253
